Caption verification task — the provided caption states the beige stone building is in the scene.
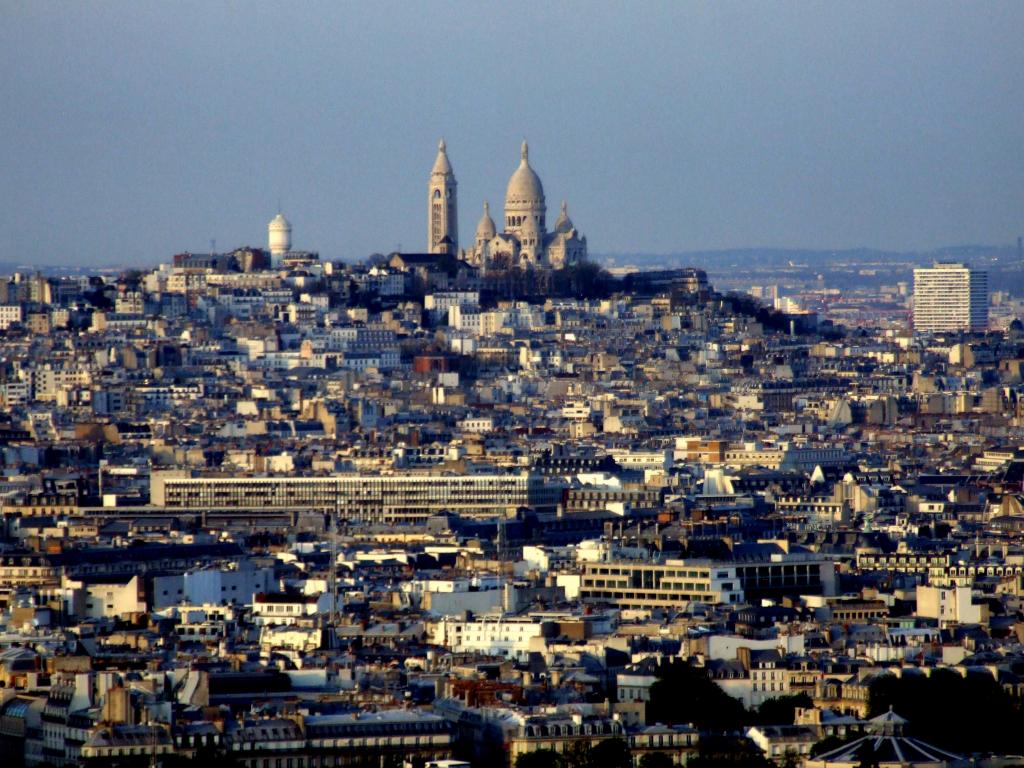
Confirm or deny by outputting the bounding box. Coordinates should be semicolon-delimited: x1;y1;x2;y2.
427;140;588;269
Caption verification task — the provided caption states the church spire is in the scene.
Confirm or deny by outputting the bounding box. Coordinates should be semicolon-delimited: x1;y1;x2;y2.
521;140;529;163
432;138;453;176
428;139;458;253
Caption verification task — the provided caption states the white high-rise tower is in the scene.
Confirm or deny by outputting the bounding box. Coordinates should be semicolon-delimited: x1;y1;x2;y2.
428;139;458;254
913;262;988;333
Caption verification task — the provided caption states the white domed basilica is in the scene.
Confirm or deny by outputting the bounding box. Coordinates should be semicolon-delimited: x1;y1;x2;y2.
427;140;587;270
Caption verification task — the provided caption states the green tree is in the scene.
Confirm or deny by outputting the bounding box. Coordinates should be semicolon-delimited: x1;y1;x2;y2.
648;659;749;731
688;735;775;767
586;738;631;768
516;749;566;768
638;752;675;768
755;693;813;724
866;669;1021;754
563;741;591;768
550;262;614;299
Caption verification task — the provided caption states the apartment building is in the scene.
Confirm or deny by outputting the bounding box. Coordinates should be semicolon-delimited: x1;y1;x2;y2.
150;471;561;523
913;262;988;333
0;304;23;329
581;550;836;609
724;442;849;471
429;615;548;660
579;559;745;609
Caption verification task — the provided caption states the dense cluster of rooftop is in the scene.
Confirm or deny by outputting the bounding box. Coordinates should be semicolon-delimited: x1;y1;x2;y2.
0;246;1023;768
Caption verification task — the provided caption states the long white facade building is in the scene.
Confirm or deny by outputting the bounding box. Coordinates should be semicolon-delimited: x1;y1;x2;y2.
150;471;561;523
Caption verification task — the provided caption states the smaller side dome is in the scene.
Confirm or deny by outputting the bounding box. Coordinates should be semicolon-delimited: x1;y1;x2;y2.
476;201;496;241
553;201;574;233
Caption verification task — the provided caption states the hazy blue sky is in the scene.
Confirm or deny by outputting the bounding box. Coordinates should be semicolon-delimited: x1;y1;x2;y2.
2;2;1022;266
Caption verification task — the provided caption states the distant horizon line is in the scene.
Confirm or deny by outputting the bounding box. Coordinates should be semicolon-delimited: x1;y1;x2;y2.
7;240;1020;274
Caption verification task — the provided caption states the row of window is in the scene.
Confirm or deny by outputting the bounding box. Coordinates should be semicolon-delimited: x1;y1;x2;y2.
582;589;720;603
584;579;710;592
587;567;713;578
236;752;446;768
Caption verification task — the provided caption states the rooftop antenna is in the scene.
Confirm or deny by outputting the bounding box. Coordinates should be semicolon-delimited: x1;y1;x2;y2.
210;238;216;255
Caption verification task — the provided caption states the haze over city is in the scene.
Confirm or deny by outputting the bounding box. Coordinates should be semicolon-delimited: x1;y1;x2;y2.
8;4;1024;768
2;2;1022;267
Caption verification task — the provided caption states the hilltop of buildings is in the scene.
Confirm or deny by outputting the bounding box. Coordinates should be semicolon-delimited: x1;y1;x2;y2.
0;145;1022;768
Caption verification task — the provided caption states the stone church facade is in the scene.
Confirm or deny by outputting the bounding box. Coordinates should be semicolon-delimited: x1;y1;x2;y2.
427;140;587;270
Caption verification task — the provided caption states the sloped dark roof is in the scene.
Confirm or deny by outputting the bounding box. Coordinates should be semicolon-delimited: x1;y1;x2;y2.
811;734;964;765
811;710;964;766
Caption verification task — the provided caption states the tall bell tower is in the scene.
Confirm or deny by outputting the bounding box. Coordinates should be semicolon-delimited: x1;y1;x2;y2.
428;139;458;254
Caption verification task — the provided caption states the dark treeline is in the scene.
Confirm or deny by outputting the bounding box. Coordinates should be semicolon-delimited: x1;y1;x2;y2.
866;668;1023;754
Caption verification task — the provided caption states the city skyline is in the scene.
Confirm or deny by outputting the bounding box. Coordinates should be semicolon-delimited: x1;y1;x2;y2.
6;5;1024;766
2;2;1023;266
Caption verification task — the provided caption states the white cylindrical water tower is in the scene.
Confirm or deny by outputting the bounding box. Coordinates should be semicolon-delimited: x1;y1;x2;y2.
268;212;291;262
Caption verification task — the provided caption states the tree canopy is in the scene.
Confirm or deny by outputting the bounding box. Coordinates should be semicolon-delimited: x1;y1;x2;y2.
516;739;634;768
586;738;632;768
638;752;675;768
754;694;813;725
515;749;565;768
647;659;748;731
867;669;1022;754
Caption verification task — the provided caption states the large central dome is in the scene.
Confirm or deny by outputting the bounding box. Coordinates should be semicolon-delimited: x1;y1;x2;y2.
505;141;545;206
